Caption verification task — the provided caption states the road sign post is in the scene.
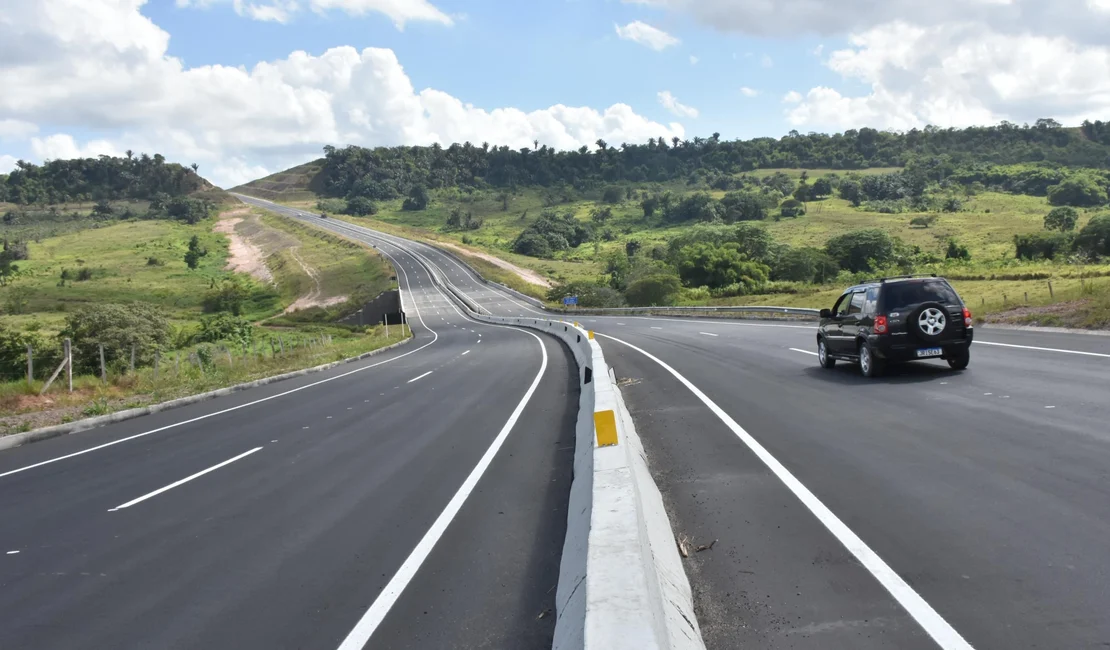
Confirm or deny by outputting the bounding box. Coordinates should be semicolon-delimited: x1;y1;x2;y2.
563;295;578;308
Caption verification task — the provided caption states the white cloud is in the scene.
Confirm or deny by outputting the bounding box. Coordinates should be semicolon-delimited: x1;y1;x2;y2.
789;21;1110;130
782;91;803;103
739;87;759;97
689;55;699;65
657;91;699;118
0;155;17;175
177;0;453;28
615;20;680;51
30;134;123;161
0;0;683;188
0;119;38;141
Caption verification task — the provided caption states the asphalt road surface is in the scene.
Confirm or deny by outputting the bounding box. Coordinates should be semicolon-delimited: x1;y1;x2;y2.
4;194;1107;650
0;200;578;650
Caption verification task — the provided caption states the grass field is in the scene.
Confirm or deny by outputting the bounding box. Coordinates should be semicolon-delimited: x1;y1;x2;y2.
0;207;405;430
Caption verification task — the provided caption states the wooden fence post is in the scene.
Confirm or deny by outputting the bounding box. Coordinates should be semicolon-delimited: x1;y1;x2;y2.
26;344;33;385
175;352;180;376
279;337;285;355
1024;291;1028;304
130;344;136;373
65;338;72;392
384;315;390;337
99;343;107;383
1048;281;1054;299
154;350;160;381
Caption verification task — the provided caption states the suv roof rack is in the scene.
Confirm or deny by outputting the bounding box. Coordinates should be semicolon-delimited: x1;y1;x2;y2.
863;273;938;284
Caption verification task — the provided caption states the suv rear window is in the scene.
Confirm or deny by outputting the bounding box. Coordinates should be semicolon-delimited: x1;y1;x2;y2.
881;281;960;310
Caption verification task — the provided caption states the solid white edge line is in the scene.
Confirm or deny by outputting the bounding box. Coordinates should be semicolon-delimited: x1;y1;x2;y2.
789;348;819;356
407;371;434;384
596;331;975;650
975;340;1110;358
335;330;549;650
108;447;263;511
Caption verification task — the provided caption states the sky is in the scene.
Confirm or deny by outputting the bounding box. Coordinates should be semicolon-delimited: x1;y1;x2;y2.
3;0;1110;188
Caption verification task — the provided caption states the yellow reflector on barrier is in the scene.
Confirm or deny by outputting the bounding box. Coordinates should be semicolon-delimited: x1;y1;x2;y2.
594;410;618;447
588;331;595;340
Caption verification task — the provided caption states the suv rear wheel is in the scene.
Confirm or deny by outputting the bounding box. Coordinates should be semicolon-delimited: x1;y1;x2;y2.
947;348;970;370
859;342;884;378
817;338;836;369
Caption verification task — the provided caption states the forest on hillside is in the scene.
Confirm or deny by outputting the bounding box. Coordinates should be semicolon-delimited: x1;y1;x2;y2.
316;119;1110;200
0;153;209;205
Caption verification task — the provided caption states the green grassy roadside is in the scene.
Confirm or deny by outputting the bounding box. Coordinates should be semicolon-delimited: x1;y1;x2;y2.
0;206;408;434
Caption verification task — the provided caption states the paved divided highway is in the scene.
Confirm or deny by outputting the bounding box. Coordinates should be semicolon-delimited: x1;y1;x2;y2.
3;194;1109;649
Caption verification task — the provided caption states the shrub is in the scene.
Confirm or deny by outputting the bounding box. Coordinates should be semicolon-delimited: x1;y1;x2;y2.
825;229;897;273
401;185;430;211
346;196;377;216
1073;213;1110;257
196;313;254;346
945;239;971;260
772;247;839;283
1014;232;1071;260
1044;206;1079;232
1047;174;1108;207
624;272;682;306
76;267;94;281
675;242;770;291
146;256;164;266
0;325;61;380
512;233;553;258
602;187;624;204
941;197;963;212
60;303;172;374
546;281;626;308
202;279;250;315
779;198;806;218
910;215;937;228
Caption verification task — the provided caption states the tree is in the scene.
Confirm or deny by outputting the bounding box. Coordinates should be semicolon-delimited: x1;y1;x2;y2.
772;247;839;283
203;279;250;315
838;178;863;206
625;240;642;258
780;198;806;218
625;272;681;306
402;185;430;211
825;229;896;272
1044;206;1078;232
185;235;207;269
602;186;624;204
676;242;769;290
1047;175;1107;207
811;177;834;198
591;206;613;223
1073;213;1110;257
346;196;377;216
513;233;553;258
60;303;172;374
641;195;660;218
719;192;766;222
545;281;625;308
945;239;971;260
92;199;114;219
1014;232;1071;259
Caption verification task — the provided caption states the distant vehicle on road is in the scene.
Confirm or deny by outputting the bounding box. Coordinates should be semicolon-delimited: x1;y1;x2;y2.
319;212;328;219
816;275;973;377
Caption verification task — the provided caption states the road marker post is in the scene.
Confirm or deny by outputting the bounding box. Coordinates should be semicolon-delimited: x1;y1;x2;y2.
594;410;618;447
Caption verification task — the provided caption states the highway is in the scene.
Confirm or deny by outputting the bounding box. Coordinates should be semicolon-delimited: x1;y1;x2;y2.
3;194;1108;650
0;199;578;650
234;199;1110;648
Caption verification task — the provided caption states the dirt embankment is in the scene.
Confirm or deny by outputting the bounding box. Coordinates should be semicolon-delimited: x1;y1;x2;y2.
437;241;552;288
213;209;346;313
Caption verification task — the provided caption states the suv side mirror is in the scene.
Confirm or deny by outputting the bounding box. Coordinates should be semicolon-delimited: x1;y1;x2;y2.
819;308;833;319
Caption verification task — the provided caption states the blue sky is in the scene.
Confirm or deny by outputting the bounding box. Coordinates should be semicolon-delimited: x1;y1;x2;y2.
3;0;1110;187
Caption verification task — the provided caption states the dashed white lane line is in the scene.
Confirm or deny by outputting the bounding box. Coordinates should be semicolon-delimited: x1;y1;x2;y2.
6;550;19;555
596;331;974;650
651;327;663;330
976;340;1110;358
108;447;263;512
790;347;818;356
462;350;470;356
407;371;434;384
699;332;719;337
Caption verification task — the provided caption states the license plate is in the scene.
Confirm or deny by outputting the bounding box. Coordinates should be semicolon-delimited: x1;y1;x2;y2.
916;347;943;358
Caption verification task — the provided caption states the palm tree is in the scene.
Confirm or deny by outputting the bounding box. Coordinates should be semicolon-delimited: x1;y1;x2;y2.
190;163;199;174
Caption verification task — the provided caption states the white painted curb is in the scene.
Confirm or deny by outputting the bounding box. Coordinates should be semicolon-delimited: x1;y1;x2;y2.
472;316;705;650
0;338;413;452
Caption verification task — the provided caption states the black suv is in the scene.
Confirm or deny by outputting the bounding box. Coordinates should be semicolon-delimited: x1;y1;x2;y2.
816;275;973;377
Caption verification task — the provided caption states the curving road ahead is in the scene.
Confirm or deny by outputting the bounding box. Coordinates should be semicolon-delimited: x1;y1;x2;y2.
3;193;1107;650
238;196;1110;649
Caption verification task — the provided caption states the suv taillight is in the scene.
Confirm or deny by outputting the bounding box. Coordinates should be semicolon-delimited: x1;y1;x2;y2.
963;307;973;327
875;314;888;334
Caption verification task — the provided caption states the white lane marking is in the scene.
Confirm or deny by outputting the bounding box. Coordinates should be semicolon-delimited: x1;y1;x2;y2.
975;340;1110;358
1045;405;1056;409
407;371;433;384
462;350;470;356
6;550;19;555
596;332;975;650
651;327;663;330
617;322;626;326
699;332;719;337
108;447;263;512
790;347;818;356
336;331;549;650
